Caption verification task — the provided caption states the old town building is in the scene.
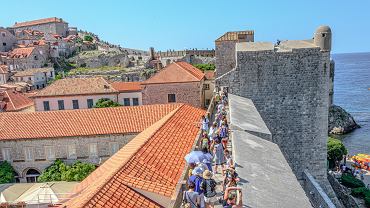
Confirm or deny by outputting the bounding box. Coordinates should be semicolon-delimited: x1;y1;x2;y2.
4;47;48;70
0;89;34;112
141;61;206;108
0;28;16;52
0;103;198;183
13;68;54;89
12;17;69;37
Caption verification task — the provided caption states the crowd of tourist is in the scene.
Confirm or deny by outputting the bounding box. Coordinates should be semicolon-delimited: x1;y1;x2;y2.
330;155;369;189
182;90;242;208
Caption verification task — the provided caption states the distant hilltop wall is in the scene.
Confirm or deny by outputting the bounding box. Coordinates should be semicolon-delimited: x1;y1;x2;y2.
157;49;215;58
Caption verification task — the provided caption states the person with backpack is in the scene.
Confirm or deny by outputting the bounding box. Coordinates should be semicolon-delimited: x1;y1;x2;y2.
182;181;200;208
189;167;205;208
201;170;217;208
200;134;210;153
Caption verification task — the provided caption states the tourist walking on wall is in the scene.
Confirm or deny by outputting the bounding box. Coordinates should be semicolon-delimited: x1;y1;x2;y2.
201;170;217;208
189;167;205;208
201;115;210;132
213;138;225;174
182;181;201;208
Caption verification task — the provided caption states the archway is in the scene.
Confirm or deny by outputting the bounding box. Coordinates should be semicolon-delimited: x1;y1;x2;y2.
24;168;41;183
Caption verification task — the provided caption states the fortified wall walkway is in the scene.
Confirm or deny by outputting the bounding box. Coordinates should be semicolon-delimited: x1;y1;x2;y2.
225;94;312;208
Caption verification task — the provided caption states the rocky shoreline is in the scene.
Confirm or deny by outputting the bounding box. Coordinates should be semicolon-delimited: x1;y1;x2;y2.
329;105;360;135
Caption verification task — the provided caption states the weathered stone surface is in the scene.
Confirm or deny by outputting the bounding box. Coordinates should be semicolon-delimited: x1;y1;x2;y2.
68;50;130;68
329;105;360;134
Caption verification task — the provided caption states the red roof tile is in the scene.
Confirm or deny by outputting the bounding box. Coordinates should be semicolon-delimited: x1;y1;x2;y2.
0;104;181;141
13;17;66;28
143;62;205;84
111;82;142;92
0;65;8;74
7;47;35;58
0;90;34;112
62;104;205;208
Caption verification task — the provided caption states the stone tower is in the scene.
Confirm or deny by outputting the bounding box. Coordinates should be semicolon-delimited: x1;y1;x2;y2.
314;25;332;52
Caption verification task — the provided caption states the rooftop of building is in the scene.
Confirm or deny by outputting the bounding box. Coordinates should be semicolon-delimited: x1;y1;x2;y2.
0;90;34;112
13;68;53;77
236;39;319;52
0;65;8;74
111;81;142;92
13;17;67;28
7;47;36;58
33;77;117;98
215;30;254;42
228;94;312;208
142;61;205;84
0;103;184;141
61;104;205;208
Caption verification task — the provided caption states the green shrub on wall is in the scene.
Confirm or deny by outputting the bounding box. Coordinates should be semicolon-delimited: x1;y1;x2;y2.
340;174;365;189
0;161;15;184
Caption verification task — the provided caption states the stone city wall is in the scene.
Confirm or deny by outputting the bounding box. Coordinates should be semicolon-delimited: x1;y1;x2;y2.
217;48;331;184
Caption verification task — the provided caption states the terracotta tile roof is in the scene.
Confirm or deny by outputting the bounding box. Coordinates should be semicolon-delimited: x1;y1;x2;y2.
0;65;8;74
111;81;142;92
13;17;67;28
7;47;35;58
0;90;34;112
215;30;254;42
62;104;205;208
143;61;205;84
0;103;181;141
13;68;53;77
33;77;117;97
204;70;215;80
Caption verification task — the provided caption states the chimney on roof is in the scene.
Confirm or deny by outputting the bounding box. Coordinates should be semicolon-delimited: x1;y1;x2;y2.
103;85;110;89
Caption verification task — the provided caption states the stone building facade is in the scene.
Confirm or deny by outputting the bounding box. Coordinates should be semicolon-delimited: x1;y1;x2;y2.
3;47;48;70
12;17;69;37
0;104;180;183
0;28;16;52
0;134;135;182
141;62;205;108
13;67;54;89
215;30;254;77
142;82;203;108
216;26;335;196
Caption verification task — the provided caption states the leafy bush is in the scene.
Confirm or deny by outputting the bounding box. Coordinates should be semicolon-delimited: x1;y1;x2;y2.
365;195;370;208
38;159;95;182
193;63;215;71
84;35;93;42
340;174;365;188
351;187;370;198
0;161;15;184
94;98;121;108
327;137;347;168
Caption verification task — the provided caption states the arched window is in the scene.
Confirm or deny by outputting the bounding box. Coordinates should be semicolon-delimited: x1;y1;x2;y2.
25;168;41;183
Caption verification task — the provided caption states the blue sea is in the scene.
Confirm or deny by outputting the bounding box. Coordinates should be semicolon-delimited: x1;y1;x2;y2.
332;52;370;155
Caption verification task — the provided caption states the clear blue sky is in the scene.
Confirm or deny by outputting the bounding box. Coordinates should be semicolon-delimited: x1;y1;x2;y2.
1;0;369;54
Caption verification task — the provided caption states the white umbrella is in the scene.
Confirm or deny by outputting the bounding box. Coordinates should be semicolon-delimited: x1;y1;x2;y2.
185;151;213;164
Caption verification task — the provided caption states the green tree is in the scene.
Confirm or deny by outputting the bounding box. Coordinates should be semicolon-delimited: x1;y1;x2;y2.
94;98;121;108
38;160;95;182
0;161;15;184
84;35;93;42
193;63;216;72
140;68;156;79
327;137;348;168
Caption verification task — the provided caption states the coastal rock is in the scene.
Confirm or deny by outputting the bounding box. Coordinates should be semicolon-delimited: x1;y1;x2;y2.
328;105;360;134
